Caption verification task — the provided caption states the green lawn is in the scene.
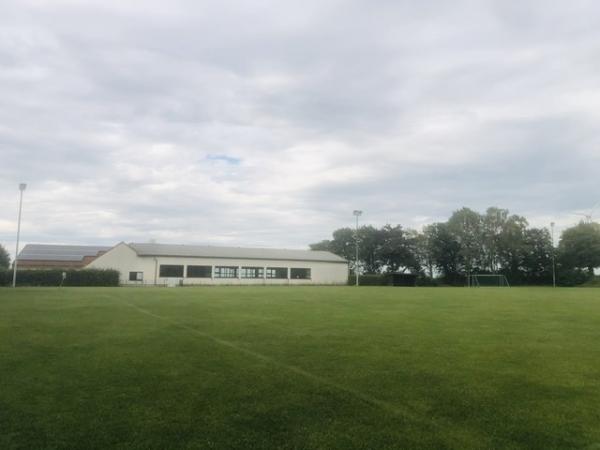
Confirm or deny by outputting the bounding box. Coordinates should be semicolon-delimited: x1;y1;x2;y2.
1;287;599;449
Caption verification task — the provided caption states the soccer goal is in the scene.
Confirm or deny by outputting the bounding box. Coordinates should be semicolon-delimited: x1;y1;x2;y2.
469;274;510;287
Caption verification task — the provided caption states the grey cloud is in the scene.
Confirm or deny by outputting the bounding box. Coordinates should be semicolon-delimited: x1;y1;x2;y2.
1;0;599;257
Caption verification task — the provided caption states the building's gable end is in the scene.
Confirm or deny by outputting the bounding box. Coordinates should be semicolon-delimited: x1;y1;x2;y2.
85;243;140;283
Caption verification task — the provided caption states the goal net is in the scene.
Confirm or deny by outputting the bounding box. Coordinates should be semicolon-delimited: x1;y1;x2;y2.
469;274;510;287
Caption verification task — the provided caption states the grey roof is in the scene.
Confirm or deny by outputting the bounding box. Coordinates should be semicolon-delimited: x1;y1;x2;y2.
18;244;112;262
128;243;347;263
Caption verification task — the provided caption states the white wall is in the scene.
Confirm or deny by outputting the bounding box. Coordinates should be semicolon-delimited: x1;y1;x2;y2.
86;242;145;284
87;244;349;286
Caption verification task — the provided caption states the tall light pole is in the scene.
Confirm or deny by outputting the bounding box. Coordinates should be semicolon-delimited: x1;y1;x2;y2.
353;210;362;286
12;183;27;288
550;222;556;288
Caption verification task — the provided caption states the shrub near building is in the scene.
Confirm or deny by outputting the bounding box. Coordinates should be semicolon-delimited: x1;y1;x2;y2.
0;244;10;269
0;269;120;287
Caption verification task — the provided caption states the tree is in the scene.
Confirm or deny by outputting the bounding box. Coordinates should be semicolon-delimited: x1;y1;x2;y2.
0;244;9;269
496;214;528;279
356;225;385;274
328;228;357;268
520;228;553;284
310;207;598;285
411;228;434;278
378;225;421;274
310;224;422;275
309;240;331;251
482;207;510;272
426;222;462;283
559;222;600;276
447;207;484;275
310;227;367;274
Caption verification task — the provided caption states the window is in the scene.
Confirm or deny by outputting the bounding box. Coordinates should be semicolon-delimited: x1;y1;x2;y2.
129;271;143;281
214;266;238;278
159;265;184;277
266;267;288;279
241;267;264;279
187;265;212;278
290;268;311;280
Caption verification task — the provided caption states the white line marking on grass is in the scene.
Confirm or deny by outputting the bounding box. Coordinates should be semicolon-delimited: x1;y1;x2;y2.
125;302;417;420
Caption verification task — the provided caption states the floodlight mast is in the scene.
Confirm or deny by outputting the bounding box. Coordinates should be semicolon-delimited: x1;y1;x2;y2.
550;222;556;288
12;183;27;288
353;210;362;286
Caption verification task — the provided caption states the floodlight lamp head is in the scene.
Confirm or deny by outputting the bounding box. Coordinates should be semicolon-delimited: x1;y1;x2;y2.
19;183;27;191
353;210;363;217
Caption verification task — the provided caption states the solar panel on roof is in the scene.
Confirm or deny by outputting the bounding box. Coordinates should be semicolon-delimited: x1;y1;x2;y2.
18;244;111;261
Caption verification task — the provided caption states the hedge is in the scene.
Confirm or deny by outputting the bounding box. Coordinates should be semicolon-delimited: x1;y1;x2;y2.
349;273;434;286
0;269;120;287
348;274;393;286
557;268;593;287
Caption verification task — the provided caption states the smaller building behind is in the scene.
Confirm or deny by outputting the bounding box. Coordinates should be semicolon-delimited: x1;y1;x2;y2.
17;244;111;269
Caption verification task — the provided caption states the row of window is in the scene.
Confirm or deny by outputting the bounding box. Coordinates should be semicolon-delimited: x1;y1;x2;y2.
129;265;312;281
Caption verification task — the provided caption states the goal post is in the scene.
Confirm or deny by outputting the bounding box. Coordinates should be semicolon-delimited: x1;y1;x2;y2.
468;274;510;287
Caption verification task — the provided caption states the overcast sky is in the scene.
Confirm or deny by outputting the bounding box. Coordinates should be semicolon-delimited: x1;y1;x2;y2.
1;0;599;257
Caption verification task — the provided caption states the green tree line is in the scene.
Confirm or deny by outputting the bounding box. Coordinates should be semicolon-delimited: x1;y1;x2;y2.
311;207;600;286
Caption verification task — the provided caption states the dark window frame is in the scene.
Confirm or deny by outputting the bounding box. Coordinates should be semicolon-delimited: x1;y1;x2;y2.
186;265;212;278
129;271;143;281
290;268;311;280
266;267;288;279
241;267;264;279
159;265;184;278
214;266;238;278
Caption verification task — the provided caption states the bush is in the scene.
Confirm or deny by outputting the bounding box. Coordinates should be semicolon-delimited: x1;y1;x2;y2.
63;269;120;286
0;270;11;286
557;268;593;287
0;269;120;287
347;274;392;286
415;276;440;287
581;276;600;287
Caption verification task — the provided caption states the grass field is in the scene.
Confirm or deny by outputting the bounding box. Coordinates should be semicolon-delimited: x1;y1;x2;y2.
1;287;599;449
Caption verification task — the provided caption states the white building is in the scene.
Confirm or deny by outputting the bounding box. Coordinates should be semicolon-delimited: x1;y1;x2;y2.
86;242;349;286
